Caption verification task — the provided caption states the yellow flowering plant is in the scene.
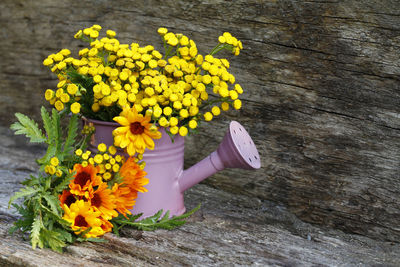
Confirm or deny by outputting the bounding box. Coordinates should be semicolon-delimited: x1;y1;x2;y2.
42;25;244;156
9;107;199;252
8;24;243;252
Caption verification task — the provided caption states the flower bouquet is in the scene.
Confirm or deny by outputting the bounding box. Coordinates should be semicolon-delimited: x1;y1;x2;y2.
9;25;244;252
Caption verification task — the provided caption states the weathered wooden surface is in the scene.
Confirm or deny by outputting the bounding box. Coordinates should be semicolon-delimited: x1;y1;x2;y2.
0;126;399;266
0;0;400;243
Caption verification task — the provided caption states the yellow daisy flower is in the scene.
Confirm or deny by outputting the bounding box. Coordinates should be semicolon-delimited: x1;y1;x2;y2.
112;106;161;156
62;200;105;238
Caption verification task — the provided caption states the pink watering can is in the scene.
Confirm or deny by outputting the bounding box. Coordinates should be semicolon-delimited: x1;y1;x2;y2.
85;119;261;217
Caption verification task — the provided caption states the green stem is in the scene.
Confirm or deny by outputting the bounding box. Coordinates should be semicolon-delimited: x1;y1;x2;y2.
164;45;174;60
209;44;222;55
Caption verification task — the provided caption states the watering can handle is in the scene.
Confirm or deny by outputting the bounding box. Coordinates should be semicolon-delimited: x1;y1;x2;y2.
179;151;223;193
179;121;261;192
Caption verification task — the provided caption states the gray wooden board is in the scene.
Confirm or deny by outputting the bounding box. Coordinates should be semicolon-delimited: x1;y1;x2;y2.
0;0;399;242
0;126;399;266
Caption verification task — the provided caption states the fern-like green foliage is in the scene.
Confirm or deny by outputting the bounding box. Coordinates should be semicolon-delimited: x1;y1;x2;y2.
10;113;46;143
9;106;201;252
111;204;201;235
8;187;39;208
63;114;78;155
31;215;43;249
9;107;86;252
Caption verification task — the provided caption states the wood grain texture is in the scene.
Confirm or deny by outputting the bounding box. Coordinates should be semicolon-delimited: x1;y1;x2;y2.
0;126;399;266
0;0;399;242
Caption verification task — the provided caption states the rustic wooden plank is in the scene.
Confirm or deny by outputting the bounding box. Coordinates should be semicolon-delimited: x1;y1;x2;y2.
0;126;399;266
0;0;399;243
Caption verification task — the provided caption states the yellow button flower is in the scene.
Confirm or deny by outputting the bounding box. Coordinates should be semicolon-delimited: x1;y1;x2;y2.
55;101;64;111
53;53;63;62
211;106;221;116
50;157;59;167
112;164;120;172
47;165;56;175
159;117;169;127
70;102;81;114
67;84;78;95
43;58;53;66
108;146;117;155
233;99;242;110
60;93;70;103
94;154;103;164
204;112;213;121
97;143;107;152
92;103;100;112
158;27;168;36
179;109;189;118
163;106;172;116
234;84;243;94
188;120;197;129
45;89;54;101
169;117;178;127
106;30;116;37
167;37;179;46
74;30;83;39
170;126;178;135
221;102;230;111
103;172;112;180
179;126;188;137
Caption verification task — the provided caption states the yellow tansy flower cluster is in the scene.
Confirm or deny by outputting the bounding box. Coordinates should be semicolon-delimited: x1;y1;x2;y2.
217;32;243;56
43;25;244;154
75;143;132;181
44;156;63;177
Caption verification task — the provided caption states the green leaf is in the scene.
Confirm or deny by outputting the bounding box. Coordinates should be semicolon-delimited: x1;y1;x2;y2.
41;106;55;143
63;114;78;155
53;228;73;243
8;186;39;208
111;204;201;231
10;113;46;143
42;193;61;216
52;109;62;154
40;204;71;229
37;144;56;165
41;229;66;252
9;203;35;234
31;215;43;249
53;172;74;194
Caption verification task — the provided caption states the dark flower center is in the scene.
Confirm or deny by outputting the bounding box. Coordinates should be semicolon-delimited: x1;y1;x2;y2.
91;192;102;208
74;215;88;227
130;122;144;135
65;194;77;206
75;171;91;187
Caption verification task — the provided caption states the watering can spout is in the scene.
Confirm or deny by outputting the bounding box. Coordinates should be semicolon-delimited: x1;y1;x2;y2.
179;121;261;192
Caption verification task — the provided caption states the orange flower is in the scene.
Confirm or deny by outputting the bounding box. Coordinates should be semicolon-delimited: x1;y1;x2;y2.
119;157;149;193
101;219;113;233
90;182;118;220
59;190;78;208
62;200;105;238
113;106;161;156
111;183;136;216
69;163;102;198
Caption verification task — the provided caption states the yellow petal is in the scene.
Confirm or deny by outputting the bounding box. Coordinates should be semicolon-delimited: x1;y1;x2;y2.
120;136;129;148
113;126;129;135
114;135;122;146
127;142;135;156
113;116;130;126
143;134;155;149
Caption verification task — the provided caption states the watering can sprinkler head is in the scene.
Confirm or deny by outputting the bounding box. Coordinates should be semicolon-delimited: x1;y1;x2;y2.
179;121;261;192
217;121;261;170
